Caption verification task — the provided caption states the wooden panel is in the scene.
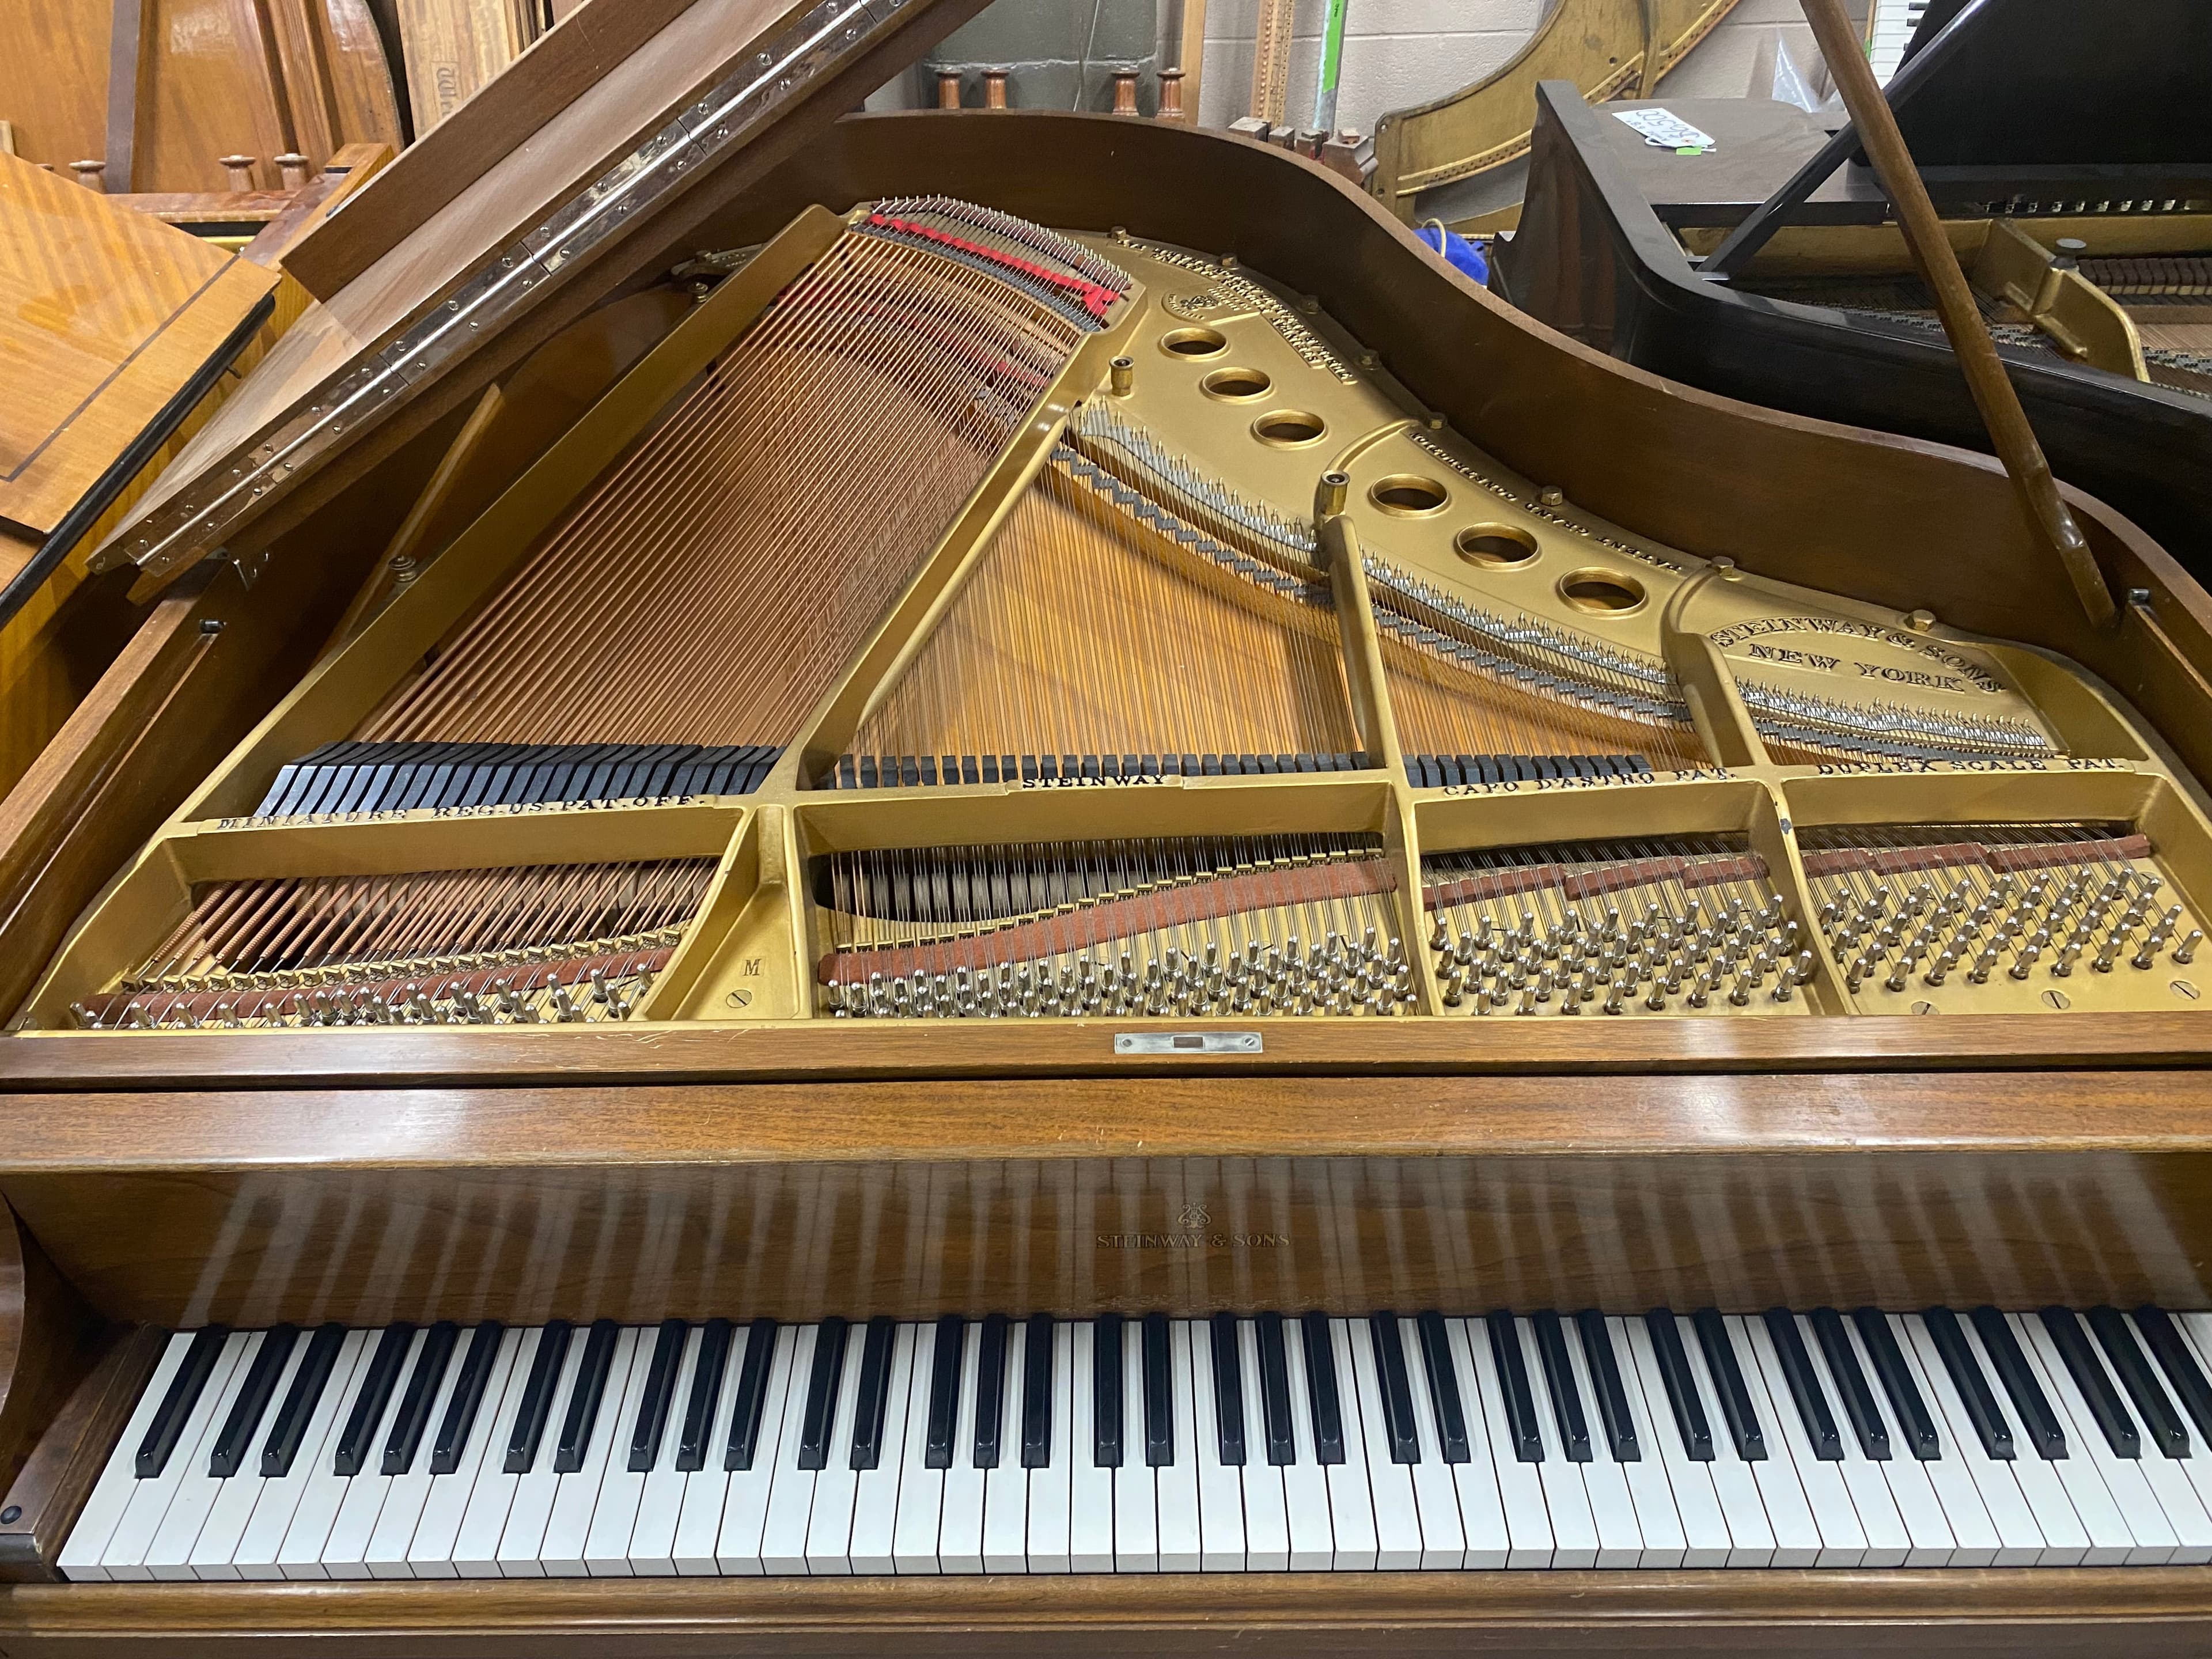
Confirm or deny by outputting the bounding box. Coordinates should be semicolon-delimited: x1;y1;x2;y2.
0;153;276;537
134;0;293;194
0;0;113;179
393;0;525;135
5;1568;2212;1656
0;1204;101;1536
2;1072;2209;1326
0;1325;154;1582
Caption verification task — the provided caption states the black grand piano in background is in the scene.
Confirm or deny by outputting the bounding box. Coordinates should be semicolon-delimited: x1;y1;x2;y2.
1491;0;2212;574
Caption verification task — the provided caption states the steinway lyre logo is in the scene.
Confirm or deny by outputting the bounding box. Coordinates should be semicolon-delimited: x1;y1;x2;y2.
1096;1200;1287;1252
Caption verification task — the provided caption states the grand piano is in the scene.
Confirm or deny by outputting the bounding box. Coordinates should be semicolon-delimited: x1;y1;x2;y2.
4;0;2212;1652
1490;0;2212;576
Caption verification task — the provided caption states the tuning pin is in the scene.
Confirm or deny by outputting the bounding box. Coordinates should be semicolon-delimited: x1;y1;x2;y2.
2176;929;2202;965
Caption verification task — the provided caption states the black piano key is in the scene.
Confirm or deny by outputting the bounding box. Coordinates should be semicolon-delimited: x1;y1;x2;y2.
1142;1312;1173;1468
2088;1307;2189;1458
137;1327;230;1478
627;1319;689;1473
797;1317;850;1472
335;1324;416;1478
1762;1308;1842;1462
973;1313;1009;1470
1531;1312;1590;1463
1851;1308;1938;1460
381;1321;460;1475
1966;1307;2062;1459
1367;1312;1421;1465
1300;1311;1344;1465
1809;1309;1889;1461
1643;1310;1713;1462
1415;1312;1469;1465
851;1316;897;1472
723;1319;778;1472
2040;1307;2139;1459
553;1319;620;1475
924;1314;964;1471
1210;1313;1246;1467
1925;1309;2016;1461
505;1320;573;1474
430;1322;505;1476
1574;1310;1638;1463
260;1323;346;1478
1257;1313;1296;1467
1021;1314;1055;1469
1093;1313;1124;1468
209;1324;299;1478
1485;1311;1544;1463
1691;1309;1765;1462
675;1319;733;1473
2135;1306;2212;1448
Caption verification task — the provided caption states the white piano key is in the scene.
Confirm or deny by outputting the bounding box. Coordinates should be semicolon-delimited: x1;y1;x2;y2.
2012;1312;2180;1565
541;1327;646;1578
1666;1313;1777;1566
627;1323;705;1576
1786;1314;1910;1567
1278;1318;1342;1571
1157;1319;1202;1572
1514;1317;1599;1569
850;1323;916;1575
1344;1316;1422;1570
760;1324;824;1576
1235;1319;1291;1573
58;1334;196;1582
494;1328;593;1577
188;1333;315;1580
981;1324;1029;1573
278;1335;400;1580
1897;1315;2050;1566
1950;1314;2100;1565
321;1327;427;1580
1112;1319;1158;1572
2150;1315;2212;1529
715;1323;800;1574
1597;1317;1686;1568
1190;1320;1247;1571
1874;1317;2000;1567
804;1324;873;1575
366;1332;476;1578
1025;1320;1074;1573
1832;1315;1957;1567
235;1331;374;1582
668;1325;740;1576
1392;1316;1465;1568
1459;1317;1550;1568
409;1328;527;1577
1069;1323;1115;1573
1685;1315;1816;1567
1433;1317;1508;1570
580;1330;664;1575
1736;1315;1868;1567
936;1319;986;1573
891;1322;946;1574
1616;1317;1730;1569
453;1328;549;1578
107;1331;252;1580
1558;1316;1643;1568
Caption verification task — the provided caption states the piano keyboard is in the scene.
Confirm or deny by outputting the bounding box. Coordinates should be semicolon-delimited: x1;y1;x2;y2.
1868;0;1931;85
60;1305;2212;1578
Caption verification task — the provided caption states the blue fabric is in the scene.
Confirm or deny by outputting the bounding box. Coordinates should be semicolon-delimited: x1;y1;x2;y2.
1415;222;1489;285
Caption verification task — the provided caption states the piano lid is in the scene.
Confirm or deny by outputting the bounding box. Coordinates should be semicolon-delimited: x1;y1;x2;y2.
1887;0;2212;175
86;0;988;600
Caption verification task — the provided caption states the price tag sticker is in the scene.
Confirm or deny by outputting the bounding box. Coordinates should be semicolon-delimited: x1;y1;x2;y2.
1615;107;1717;152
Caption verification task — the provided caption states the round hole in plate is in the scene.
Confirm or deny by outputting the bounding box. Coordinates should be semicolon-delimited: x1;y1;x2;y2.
1454;522;1539;568
1201;366;1272;400
1252;408;1327;447
1368;474;1449;516
1159;325;1228;359
1556;567;1647;616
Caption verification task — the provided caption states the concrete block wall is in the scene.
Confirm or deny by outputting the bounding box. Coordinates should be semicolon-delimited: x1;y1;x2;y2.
1194;0;1867;133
